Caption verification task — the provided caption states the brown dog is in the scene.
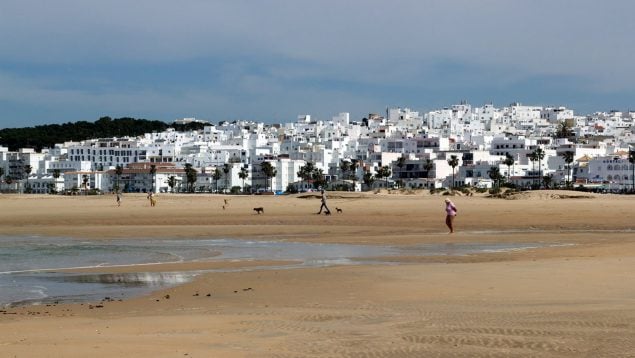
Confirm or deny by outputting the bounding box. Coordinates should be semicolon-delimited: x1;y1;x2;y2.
253;207;264;214
336;207;342;213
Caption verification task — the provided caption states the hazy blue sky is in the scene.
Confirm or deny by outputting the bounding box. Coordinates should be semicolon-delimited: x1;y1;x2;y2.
1;0;633;128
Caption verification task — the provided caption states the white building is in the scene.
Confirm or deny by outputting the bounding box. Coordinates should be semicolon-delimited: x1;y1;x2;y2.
582;153;634;190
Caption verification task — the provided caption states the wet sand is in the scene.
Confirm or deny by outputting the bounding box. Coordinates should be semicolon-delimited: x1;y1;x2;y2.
1;191;634;357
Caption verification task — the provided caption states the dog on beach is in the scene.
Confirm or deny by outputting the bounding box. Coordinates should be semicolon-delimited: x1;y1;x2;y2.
146;192;156;207
253;207;264;214
336;207;342;213
324;210;331;215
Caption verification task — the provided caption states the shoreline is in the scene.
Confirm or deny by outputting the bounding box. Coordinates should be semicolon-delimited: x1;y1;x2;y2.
1;235;567;308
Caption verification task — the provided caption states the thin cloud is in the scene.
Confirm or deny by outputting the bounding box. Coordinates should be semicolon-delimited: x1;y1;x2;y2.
0;0;634;126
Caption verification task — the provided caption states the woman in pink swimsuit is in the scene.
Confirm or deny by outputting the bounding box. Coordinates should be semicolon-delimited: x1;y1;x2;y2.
444;198;457;234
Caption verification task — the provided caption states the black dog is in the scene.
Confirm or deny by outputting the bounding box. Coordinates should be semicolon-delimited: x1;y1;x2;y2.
336;207;342;213
253;207;264;214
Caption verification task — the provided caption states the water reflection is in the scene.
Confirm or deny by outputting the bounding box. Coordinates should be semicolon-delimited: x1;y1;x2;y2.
53;272;193;286
0;236;558;307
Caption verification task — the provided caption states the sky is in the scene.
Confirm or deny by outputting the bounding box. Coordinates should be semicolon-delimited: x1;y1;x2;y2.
1;0;634;128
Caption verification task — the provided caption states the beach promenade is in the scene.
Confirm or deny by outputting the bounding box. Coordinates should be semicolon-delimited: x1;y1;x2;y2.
0;191;634;357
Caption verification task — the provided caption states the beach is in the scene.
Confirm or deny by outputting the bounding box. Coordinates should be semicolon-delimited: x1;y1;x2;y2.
0;191;634;357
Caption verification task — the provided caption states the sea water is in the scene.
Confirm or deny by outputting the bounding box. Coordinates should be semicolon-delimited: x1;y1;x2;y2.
0;236;553;307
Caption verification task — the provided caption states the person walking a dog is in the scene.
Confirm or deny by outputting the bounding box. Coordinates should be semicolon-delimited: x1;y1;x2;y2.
316;188;331;215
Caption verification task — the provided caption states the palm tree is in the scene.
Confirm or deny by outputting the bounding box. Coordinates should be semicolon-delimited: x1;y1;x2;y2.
222;163;230;193
423;158;434;179
423;159;434;178
396;155;407;188
373;167;384;187
528;151;538;189
238;167;249;193
363;170;375;191
339;160;350;188
562;151;574;188
447;155;459;189
534;147;545;188
543;174;554;189
260;161;276;192
269;166;278;192
167;175;177;193
349;159;359;191
50;169;61;194
212;168;222;193
376;165;392;189
503;153;515;184
556;121;572;139
488;166;502;188
184;163;197;192
82;174;89;193
149;164;157;193
311;168;326;189
628;149;635;193
24;165;32;193
115;165;123;192
298;162;315;191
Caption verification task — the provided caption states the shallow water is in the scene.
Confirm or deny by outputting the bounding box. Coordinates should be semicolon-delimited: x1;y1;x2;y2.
0;236;555;307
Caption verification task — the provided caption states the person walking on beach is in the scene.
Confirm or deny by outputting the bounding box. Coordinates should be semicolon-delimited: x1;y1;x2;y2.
316;188;331;215
116;191;122;207
444;198;457;234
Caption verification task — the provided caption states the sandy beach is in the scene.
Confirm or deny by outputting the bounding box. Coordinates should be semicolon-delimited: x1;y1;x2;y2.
1;190;634;357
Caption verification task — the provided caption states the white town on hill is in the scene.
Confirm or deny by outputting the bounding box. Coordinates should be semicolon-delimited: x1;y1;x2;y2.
1;102;634;195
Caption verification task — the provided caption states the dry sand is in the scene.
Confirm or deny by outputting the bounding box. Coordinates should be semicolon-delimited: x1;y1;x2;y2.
0;191;634;357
